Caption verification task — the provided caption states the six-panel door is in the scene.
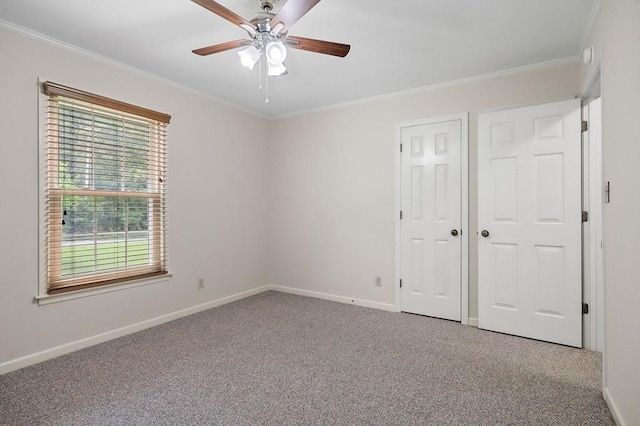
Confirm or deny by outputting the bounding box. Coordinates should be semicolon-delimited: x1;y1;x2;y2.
401;119;462;321
478;99;582;347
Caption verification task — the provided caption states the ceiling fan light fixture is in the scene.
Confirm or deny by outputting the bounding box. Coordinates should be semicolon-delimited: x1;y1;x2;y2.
267;62;288;77
265;41;287;65
238;45;261;70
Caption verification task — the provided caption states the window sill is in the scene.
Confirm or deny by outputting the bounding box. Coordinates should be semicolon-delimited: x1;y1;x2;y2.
34;273;172;306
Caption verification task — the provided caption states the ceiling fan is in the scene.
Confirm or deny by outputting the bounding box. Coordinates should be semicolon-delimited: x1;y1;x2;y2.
191;0;351;79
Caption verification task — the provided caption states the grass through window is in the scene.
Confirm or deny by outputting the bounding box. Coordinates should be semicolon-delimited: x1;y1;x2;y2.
61;240;150;276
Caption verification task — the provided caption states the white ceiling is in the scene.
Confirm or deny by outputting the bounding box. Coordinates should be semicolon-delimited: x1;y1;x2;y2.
0;0;597;118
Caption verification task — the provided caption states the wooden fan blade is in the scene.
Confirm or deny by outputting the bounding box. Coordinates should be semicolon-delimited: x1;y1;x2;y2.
270;0;322;34
286;35;350;57
191;0;254;31
193;39;252;56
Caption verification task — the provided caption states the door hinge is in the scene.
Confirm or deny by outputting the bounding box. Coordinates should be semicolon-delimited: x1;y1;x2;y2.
582;211;589;222
399;279;403;288
400;211;403;220
581;121;588;132
400;144;403;153
582;303;589;314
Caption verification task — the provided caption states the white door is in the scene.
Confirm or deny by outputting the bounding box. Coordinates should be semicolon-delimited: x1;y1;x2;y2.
401;118;463;321
478;99;582;347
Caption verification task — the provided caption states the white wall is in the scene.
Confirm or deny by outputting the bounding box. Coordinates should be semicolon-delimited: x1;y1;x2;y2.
580;0;640;424
1;17;615;389
0;28;269;370
268;64;581;317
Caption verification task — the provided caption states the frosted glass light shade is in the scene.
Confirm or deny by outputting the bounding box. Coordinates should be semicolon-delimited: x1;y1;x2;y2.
238;46;261;70
267;62;287;77
265;41;287;65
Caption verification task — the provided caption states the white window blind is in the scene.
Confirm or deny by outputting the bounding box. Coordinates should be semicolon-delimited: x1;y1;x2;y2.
42;82;171;294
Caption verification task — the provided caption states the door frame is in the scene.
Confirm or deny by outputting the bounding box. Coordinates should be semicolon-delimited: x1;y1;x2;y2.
394;112;469;324
581;65;604;355
582;97;604;352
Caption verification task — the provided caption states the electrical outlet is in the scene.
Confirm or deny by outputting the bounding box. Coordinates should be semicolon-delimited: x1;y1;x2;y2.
198;278;204;289
375;276;382;287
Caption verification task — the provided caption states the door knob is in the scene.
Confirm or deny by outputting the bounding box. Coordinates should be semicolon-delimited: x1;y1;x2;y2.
481;230;490;238
451;229;459;237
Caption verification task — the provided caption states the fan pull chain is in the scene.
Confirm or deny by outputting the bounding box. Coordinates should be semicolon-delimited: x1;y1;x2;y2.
265;72;269;104
258;57;263;92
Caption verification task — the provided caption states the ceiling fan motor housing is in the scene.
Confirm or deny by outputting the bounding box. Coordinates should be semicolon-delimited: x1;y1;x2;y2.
250;11;276;33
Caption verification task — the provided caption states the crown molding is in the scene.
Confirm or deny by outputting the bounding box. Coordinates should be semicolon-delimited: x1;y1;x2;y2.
0;19;267;120
0;17;586;122
577;0;603;57
272;56;580;120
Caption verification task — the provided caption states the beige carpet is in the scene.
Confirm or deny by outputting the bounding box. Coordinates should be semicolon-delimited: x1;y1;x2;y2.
0;291;614;425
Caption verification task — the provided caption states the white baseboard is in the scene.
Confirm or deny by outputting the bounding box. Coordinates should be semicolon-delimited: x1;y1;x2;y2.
268;284;397;312
1;285;396;375
603;387;626;426
0;285;271;375
468;317;478;327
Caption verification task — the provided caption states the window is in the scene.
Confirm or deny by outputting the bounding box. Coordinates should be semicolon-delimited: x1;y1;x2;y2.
42;82;171;294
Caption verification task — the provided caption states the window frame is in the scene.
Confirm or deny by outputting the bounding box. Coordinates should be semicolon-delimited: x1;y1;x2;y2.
38;81;171;300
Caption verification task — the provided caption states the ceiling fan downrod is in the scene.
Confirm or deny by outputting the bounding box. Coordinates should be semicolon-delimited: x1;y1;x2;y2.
258;0;277;13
